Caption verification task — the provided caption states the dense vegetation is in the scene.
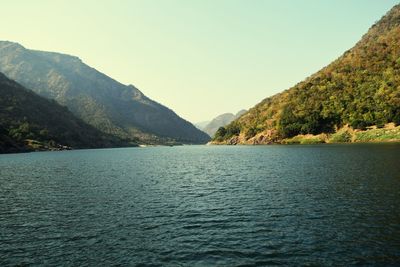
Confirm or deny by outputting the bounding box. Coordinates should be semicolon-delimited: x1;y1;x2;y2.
214;4;400;143
0;73;132;153
280;124;400;144
0;42;210;144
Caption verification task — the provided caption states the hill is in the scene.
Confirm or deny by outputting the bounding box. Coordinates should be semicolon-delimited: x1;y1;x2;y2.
201;110;246;137
0;42;210;144
213;4;400;144
0;73;131;153
194;121;211;131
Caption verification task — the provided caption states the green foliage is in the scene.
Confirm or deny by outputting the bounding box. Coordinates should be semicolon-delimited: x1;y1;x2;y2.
281;125;400;144
0;41;210;145
329;130;353;143
278;106;301;138
226;123;241;137
300;138;325;144
0;73;132;153
216;5;400;143
282;135;325;144
354;127;400;142
213;123;241;141
245;127;258;139
214;127;227;141
350;119;368;130
390;107;400;125
278;108;336;138
39;129;49;138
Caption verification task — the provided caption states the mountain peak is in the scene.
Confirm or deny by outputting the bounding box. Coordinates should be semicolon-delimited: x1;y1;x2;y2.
380;4;400;24
0;41;25;50
200;109;247;137
213;3;400;144
363;4;400;38
0;42;210;144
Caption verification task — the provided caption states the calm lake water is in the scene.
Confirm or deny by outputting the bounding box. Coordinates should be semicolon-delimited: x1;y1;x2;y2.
0;144;399;266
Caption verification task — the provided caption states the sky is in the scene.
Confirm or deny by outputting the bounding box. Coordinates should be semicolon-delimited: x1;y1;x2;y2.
0;0;398;123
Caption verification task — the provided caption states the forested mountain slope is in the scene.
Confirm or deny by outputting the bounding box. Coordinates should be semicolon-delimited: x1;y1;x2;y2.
0;73;130;153
0;42;210;144
213;4;400;144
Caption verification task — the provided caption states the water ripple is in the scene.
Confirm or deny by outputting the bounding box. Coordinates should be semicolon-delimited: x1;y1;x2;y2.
0;144;400;266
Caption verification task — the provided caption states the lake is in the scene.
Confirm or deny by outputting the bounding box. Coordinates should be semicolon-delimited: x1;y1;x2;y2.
0;144;399;266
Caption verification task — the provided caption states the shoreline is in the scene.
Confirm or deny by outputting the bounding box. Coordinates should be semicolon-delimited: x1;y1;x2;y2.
209;124;400;146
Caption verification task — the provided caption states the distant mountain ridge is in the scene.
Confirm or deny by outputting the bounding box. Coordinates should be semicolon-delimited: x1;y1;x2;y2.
194;121;211;131
0;72;129;153
213;4;400;144
0;41;210;144
200;110;246;137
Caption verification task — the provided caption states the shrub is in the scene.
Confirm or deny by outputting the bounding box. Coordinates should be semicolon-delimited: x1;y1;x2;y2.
329;130;352;143
350;119;367;130
213;127;227;141
245;127;257;139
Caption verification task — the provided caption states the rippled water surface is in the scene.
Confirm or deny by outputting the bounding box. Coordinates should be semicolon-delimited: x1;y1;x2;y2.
1;144;400;266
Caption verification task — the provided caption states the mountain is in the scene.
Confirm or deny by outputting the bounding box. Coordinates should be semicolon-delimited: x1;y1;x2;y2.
194;121;211;131
0;72;131;153
213;4;400;144
201;110;246;137
0;42;210;144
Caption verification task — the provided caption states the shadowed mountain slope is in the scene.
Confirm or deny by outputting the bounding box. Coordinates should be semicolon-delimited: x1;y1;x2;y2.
0;72;131;153
0;42;210;144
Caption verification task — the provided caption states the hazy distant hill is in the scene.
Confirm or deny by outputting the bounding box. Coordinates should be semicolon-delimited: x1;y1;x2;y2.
0;72;129;153
213;4;400;144
194;121;210;131
0;42;210;144
201;110;246;137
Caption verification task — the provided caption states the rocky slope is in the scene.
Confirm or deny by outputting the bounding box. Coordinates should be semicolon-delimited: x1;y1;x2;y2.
212;4;400;144
0;42;210;144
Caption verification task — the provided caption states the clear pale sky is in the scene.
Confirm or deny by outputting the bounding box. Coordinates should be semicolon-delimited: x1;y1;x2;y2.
1;0;398;123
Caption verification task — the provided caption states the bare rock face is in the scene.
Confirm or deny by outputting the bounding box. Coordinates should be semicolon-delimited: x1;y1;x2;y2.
228;136;240;145
249;129;278;144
